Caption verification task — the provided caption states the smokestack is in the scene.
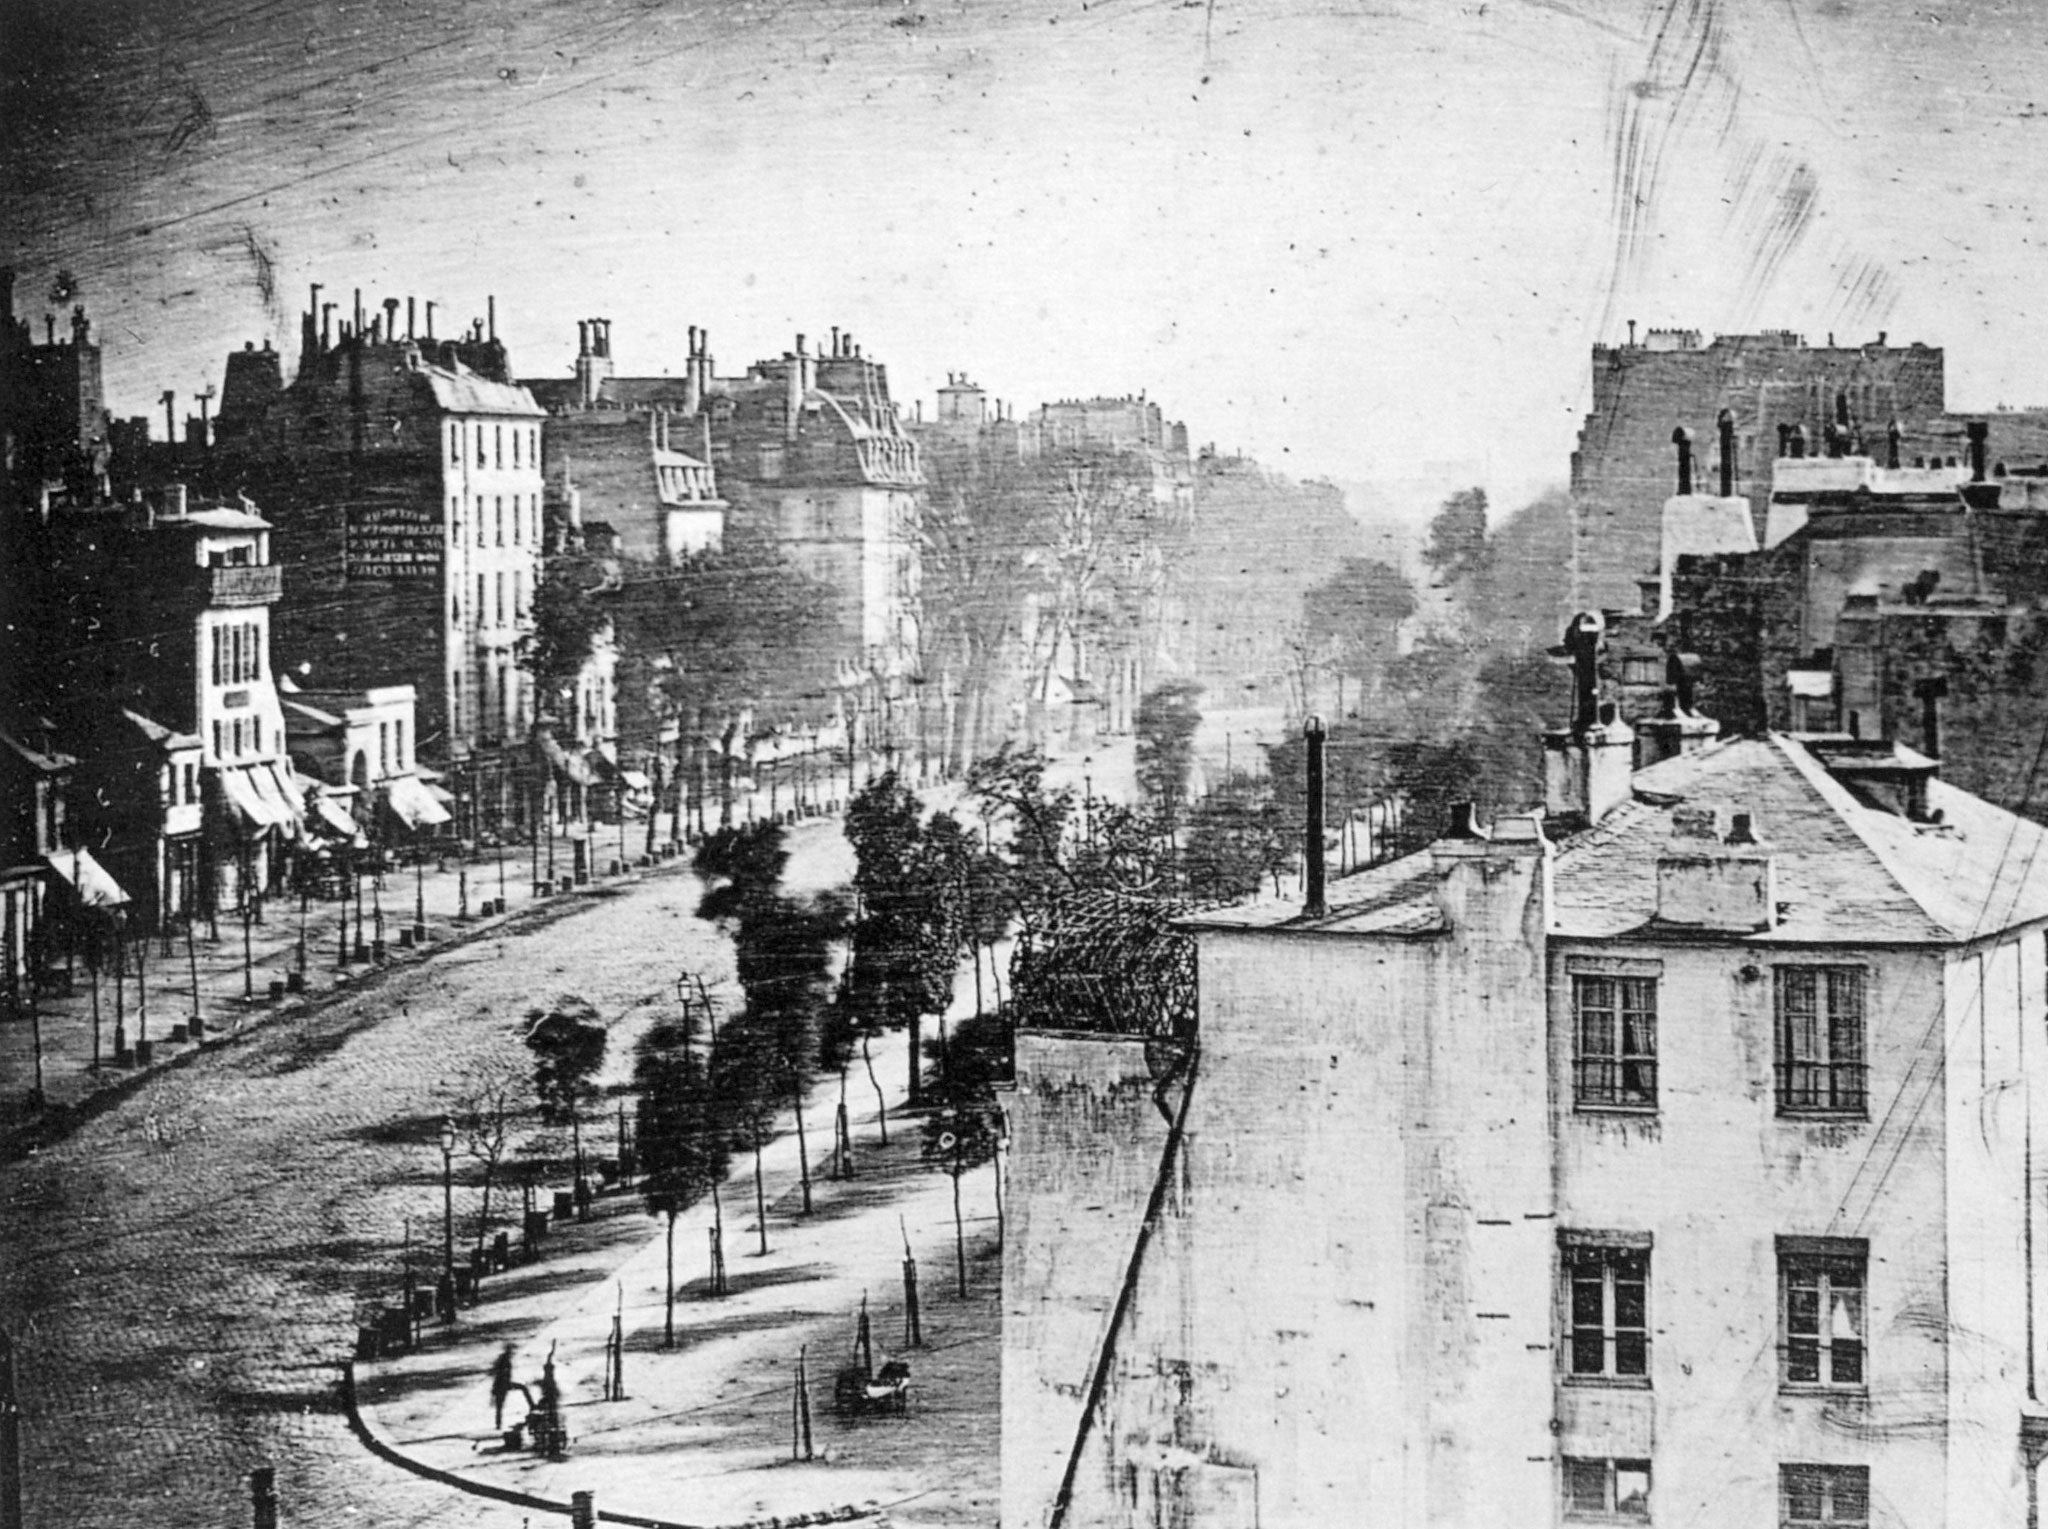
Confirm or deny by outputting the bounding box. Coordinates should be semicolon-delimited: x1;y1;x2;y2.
488;295;496;341
1968;420;1988;482
1672;426;1693;495
424;301;435;340
354;288;363;334
1304;716;1327;919
1717;409;1735;496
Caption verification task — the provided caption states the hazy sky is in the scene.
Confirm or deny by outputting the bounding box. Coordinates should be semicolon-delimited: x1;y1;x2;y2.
5;0;2046;515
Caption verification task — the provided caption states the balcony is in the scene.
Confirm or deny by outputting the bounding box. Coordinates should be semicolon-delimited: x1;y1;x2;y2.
205;564;283;607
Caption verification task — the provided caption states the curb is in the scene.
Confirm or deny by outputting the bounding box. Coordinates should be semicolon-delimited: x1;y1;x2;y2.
339;1360;885;1529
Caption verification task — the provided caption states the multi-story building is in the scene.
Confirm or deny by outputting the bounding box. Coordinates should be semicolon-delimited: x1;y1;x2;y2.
1004;657;2048;1527
0;723;75;1010
1568;327;2048;616
15;487;298;922
522;319;727;563
213;285;546;829
0;268;113;511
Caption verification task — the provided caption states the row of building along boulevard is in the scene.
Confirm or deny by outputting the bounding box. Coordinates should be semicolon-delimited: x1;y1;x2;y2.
0;270;1195;1060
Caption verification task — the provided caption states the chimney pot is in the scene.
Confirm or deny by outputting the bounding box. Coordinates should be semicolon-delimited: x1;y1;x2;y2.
1726;811;1760;845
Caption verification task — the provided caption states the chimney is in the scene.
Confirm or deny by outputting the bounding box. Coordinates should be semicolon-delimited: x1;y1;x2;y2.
166;482;188;518
1655;807;1777;932
1789;424;1808;459
1627;319;1637;347
1717;409;1735;496
1635;681;1720;767
407;296;416;338
488;295;496;342
354;288;363;335
1887;418;1901;470
1777;423;1793;459
1968;420;1989;483
1303;717;1327;918
1543;612;1635;826
424;300;436;340
381;297;399;341
1672;426;1694;495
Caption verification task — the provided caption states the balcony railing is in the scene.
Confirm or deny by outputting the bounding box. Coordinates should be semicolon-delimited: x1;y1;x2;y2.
205;564;283;606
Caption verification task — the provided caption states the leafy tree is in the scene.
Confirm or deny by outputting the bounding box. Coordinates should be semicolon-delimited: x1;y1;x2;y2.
1302;558;1418;715
919;442;1053;773
964;743;1079;933
921;1014;1006;1296
1134;680;1204;829
1421;487;1493;588
635;1011;731;1342
1182;771;1294;902
523;996;608;1216
611;549;847;829
693;823;843;1214
844;774;972;1108
519;560;611;721
709;1007;784;1256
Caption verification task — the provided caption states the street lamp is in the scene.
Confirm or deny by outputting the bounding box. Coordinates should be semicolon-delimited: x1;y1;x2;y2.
438;1115;457;1321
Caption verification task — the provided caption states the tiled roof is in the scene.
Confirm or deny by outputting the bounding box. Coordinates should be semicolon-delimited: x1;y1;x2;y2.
1191;734;2048;948
1179;855;1446;935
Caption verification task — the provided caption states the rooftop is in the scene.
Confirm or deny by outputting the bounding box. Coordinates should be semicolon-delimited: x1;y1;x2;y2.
1185;734;2048;947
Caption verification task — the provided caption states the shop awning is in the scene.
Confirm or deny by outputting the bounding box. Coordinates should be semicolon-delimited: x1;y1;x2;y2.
313;793;364;841
44;847;130;909
218;765;292;830
250;763;302;838
383;773;453;830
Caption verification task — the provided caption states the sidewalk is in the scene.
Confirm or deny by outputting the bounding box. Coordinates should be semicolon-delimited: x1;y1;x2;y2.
0;808;719;1155
351;1053;1002;1529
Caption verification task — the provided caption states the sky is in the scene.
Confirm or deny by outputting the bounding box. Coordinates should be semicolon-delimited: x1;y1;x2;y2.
6;0;2048;518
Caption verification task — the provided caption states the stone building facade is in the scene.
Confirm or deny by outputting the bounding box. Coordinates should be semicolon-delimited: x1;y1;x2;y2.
213;285;545;828
1004;683;2048;1527
1568;327;2048;615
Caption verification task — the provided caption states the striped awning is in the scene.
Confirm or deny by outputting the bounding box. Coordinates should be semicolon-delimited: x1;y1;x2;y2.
382;774;453;831
45;847;130;909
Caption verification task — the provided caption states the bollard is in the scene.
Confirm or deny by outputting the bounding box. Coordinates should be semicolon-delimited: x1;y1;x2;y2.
250;1464;278;1529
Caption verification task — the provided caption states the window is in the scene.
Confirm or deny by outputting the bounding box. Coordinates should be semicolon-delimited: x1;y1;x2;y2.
1573;973;1658;1109
477;574;486;629
1777;968;1867;1116
212;721;222;757
495;572;506;626
495;425;503;468
477;498;486;546
511;491;521;545
448;423;459;466
1780;1239;1866;1390
496;496;505;545
183;763;196;801
512;426;520;469
210;627;223;685
1781;1464;1868;1528
1564;1458;1650;1521
1563;1241;1649;1380
1621;654;1663;686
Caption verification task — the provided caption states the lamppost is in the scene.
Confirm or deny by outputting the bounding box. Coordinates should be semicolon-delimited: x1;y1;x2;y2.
438;1115;457;1321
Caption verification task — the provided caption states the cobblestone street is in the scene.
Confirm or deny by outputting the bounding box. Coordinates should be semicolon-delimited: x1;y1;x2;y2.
0;821;854;1529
